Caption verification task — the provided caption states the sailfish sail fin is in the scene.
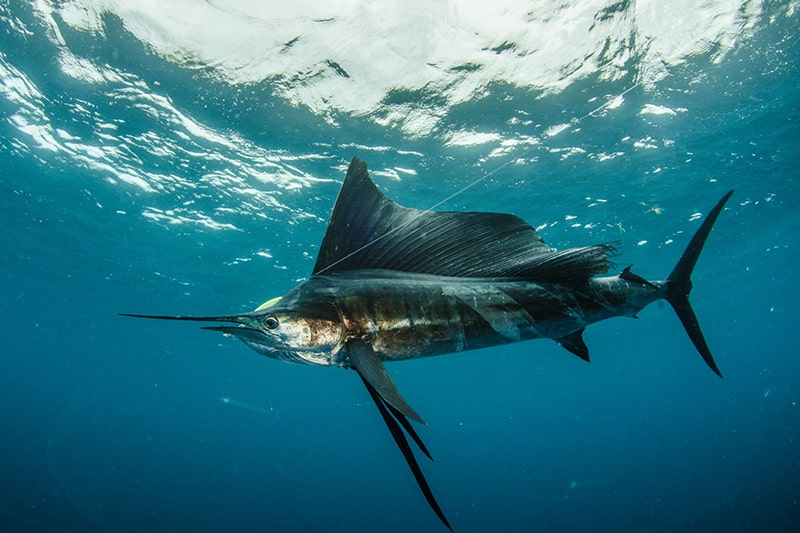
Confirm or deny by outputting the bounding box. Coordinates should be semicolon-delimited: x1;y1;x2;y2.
314;157;613;280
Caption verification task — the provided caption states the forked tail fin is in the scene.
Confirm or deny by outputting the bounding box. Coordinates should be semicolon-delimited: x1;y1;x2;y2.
666;190;734;378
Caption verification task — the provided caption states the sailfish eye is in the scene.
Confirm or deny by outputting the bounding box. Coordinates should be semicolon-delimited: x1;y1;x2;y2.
263;316;279;330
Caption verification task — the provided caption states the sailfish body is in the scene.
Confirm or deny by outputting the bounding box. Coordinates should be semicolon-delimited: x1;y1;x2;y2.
124;157;733;530
251;270;664;365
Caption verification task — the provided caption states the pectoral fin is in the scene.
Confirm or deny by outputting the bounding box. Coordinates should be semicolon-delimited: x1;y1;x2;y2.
346;339;426;425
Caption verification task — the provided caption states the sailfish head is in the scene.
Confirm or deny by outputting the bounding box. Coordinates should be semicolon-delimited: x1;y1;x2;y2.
121;292;345;366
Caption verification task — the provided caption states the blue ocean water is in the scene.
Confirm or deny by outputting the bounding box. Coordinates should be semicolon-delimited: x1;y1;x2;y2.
1;1;798;531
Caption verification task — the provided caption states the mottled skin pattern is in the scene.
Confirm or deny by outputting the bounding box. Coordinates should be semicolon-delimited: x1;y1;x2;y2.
246;270;667;367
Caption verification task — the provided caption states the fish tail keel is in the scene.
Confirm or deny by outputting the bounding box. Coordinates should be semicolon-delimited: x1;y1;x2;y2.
665;190;734;377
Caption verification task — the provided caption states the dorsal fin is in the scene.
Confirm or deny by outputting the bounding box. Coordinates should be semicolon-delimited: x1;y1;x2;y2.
620;265;658;289
313;157;613;279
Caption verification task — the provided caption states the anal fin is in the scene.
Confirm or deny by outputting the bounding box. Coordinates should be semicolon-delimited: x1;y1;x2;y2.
557;328;590;362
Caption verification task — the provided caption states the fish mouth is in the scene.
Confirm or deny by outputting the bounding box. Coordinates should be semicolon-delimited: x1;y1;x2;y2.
200;324;274;344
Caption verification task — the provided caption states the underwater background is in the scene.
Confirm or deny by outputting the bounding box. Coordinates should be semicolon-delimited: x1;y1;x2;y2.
1;1;798;531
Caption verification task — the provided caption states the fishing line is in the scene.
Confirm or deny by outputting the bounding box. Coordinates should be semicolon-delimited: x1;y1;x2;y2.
429;82;645;211
315;81;644;276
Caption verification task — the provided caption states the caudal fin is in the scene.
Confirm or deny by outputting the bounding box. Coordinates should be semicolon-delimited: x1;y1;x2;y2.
666;190;734;378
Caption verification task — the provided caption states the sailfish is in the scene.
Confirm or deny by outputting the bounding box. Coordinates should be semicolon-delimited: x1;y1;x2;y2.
123;156;733;530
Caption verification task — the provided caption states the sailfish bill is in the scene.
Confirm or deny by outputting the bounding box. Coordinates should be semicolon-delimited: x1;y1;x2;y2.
123;156;733;530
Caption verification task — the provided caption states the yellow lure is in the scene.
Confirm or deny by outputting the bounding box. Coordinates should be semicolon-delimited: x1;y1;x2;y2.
255;296;282;311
